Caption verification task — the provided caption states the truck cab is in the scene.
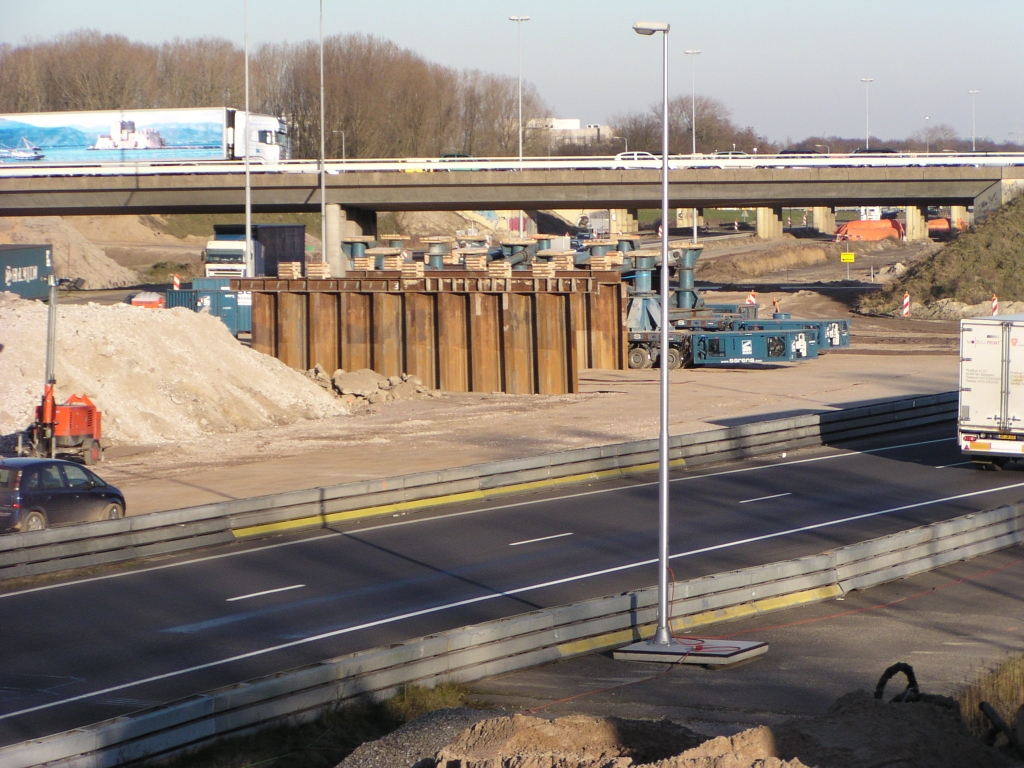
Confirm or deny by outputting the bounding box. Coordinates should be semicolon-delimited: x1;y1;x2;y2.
201;239;262;278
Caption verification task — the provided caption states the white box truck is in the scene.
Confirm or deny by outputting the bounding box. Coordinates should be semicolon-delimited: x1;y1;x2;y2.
959;315;1024;468
0;107;290;165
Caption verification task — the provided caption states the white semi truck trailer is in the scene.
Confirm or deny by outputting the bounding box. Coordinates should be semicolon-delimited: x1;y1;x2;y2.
0;107;290;164
958;315;1024;468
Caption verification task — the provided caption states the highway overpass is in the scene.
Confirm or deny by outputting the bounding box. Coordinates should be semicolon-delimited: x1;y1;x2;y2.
1;155;1022;246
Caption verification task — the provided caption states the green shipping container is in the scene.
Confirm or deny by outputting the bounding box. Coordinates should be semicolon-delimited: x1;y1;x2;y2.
1;244;52;300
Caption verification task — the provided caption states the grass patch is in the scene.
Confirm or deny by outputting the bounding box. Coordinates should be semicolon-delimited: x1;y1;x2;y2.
142;683;472;768
860;194;1024;313
957;654;1024;739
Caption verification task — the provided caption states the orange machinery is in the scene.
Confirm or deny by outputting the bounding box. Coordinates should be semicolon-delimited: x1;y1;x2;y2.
19;276;105;464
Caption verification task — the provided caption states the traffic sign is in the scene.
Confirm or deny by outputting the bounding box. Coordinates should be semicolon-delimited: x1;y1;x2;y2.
840;252;855;263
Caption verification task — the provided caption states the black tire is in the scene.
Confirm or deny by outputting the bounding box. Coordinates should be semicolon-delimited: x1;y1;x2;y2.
665;346;682;370
83;438;102;466
103;503;124;520
628;345;652;370
22;511;46;532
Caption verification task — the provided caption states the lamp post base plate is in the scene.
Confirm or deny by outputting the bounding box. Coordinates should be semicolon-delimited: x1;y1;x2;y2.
613;637;768;665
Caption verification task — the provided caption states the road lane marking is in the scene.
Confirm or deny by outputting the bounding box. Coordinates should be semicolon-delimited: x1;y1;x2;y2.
510;533;573;547
936;461;973;469
226;584;305;602
0;436;957;600
1;477;1019;723
739;493;792;504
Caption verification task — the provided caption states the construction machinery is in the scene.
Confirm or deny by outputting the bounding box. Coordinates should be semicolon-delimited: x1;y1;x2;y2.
614;242;850;368
18;275;105;464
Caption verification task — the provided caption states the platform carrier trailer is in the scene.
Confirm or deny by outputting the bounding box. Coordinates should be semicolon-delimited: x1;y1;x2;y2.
958;315;1024;469
0;107;290;165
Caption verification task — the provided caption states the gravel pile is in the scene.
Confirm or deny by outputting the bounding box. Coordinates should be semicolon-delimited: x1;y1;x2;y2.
338;708;495;768
0;292;347;444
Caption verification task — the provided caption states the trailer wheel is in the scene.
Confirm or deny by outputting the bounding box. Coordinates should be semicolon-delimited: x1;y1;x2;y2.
664;346;682;370
83;438;103;466
628;345;653;369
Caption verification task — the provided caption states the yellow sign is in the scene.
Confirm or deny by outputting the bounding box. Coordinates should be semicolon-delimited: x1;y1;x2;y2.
840;252;855;263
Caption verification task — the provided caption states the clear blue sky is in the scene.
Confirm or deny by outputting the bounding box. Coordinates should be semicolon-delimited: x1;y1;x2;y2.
4;0;1022;145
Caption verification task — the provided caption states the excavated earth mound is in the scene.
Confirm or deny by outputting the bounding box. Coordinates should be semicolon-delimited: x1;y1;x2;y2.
0;216;139;289
0;292;346;445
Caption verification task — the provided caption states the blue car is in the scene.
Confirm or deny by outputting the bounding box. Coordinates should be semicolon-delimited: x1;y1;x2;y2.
0;458;126;532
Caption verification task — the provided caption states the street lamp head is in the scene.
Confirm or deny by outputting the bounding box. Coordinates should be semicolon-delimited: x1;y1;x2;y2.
969;89;979;95
633;21;669;35
684;49;701;55
861;77;873;84
509;15;529;21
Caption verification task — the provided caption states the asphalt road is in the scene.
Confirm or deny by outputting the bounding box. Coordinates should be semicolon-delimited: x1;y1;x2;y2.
1;424;1022;746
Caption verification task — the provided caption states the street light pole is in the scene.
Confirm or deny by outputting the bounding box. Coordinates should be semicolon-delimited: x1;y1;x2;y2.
244;0;252;277
319;0;326;269
685;49;700;244
510;15;530;236
924;116;929;154
969;90;979;151
633;19;672;647
860;78;873;150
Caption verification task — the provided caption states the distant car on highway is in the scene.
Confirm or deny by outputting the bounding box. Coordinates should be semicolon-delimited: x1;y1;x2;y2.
0;458;125;532
851;147;898;154
613;151;661;169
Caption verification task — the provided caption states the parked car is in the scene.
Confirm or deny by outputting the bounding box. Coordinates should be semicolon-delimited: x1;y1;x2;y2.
0;458;126;532
613;151;661;169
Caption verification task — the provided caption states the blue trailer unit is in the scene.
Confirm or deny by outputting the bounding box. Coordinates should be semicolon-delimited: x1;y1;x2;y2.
690;329;818;367
731;316;851;350
1;244;52;300
165;283;251;336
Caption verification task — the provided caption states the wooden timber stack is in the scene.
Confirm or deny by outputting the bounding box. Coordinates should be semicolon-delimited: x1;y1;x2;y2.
235;271;626;395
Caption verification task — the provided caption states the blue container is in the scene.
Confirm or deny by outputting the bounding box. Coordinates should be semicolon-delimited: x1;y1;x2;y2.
165;287;251;336
1;244;52;300
192;277;232;291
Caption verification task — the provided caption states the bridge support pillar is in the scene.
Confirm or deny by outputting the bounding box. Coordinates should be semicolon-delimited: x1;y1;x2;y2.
326;203;345;276
904;205;929;241
812;206;836;236
950;205;970;232
755;206;784;240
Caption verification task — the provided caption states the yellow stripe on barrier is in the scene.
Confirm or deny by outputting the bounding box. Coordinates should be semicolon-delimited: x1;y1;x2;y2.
231;457;688;538
555;584;842;656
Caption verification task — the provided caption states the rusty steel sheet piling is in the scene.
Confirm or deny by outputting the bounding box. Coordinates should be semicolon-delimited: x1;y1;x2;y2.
236;271;626;395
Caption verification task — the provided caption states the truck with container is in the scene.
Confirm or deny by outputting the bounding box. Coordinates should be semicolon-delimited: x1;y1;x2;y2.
201;223;306;278
0;107;290;165
958;314;1024;469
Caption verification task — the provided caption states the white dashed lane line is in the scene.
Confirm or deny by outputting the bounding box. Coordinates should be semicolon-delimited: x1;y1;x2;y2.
226;585;305;602
739;492;792;504
509;533;573;547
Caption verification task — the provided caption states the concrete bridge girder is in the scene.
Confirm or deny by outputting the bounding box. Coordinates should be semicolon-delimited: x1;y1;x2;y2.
0;167;1020;218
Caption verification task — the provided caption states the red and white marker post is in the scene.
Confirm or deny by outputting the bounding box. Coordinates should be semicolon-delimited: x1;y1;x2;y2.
902;291;911;317
172;274;180;291
746;290;757;305
992;293;999;316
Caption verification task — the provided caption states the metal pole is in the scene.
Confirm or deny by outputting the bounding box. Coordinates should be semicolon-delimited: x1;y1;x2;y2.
319;0;326;268
924;116;929;154
685;49;700;244
969;90;979;151
244;0;252;276
656;26;671;647
861;78;873;149
510;15;530;235
44;276;57;388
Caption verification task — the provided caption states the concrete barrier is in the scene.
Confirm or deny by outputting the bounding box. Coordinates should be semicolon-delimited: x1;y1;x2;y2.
3;492;1018;768
0;392;958;582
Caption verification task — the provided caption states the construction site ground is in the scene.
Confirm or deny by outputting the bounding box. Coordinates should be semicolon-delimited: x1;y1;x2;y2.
98;284;957;517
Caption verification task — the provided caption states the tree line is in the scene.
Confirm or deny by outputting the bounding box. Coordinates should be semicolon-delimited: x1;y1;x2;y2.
0;30;545;159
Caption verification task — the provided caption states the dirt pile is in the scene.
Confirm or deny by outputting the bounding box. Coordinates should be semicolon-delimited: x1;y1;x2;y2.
696;244;828;281
0;217;139;288
0;292;346;445
425;692;1014;768
861;194;1024;313
906;297;1024;320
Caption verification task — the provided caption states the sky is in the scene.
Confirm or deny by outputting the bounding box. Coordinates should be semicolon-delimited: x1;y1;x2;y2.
4;0;1022;146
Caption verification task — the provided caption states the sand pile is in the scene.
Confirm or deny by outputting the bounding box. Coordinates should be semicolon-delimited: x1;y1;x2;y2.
904;297;1024;320
696;245;828;281
0;216;138;289
426;694;1015;768
0;292;346;445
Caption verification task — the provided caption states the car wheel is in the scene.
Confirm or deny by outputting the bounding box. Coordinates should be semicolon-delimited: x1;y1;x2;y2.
22;511;46;532
103;503;124;520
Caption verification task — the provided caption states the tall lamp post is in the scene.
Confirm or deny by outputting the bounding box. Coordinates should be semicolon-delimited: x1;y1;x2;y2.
614;21;768;668
924;116;930;154
684;48;700;244
860;78;873;150
319;0;326;268
244;0;252;277
969;90;979;151
509;15;530;236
